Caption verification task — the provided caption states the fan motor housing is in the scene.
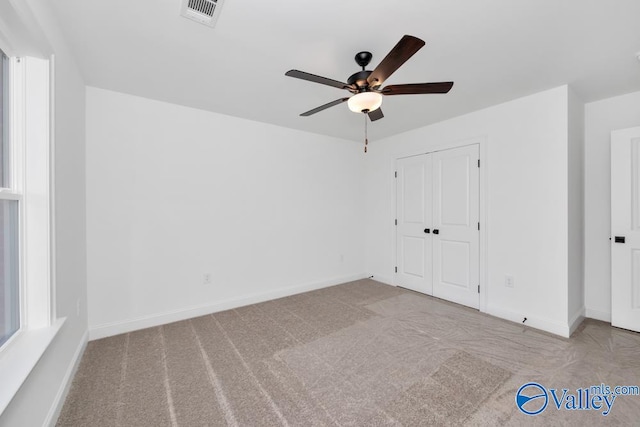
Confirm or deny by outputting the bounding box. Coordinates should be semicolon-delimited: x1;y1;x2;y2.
347;70;372;89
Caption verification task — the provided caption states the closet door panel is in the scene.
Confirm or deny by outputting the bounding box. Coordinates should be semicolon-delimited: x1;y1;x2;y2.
432;145;480;309
396;154;433;294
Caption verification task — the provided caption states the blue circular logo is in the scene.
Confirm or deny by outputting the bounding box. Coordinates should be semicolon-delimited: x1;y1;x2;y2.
516;382;548;416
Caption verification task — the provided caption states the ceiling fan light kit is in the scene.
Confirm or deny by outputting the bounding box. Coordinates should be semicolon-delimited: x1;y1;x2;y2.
285;35;454;152
347;92;382;113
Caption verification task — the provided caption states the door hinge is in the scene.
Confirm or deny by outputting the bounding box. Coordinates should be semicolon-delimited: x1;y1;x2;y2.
477;159;480;168
395;266;398;273
395;219;397;226
477;222;480;230
478;285;480;293
395;171;397;178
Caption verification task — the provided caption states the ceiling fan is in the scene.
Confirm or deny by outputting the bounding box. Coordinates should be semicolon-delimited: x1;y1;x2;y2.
285;35;454;122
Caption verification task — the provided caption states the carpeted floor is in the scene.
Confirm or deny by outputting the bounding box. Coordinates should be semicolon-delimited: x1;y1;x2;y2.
57;279;640;426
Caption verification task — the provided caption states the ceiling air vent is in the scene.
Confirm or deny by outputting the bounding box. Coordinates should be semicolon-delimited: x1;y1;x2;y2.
181;0;225;28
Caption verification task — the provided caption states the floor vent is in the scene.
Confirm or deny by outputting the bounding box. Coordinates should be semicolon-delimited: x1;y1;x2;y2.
181;0;224;28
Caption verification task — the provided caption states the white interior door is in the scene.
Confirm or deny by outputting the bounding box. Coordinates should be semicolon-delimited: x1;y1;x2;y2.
396;154;433;294
611;126;640;333
432;145;480;309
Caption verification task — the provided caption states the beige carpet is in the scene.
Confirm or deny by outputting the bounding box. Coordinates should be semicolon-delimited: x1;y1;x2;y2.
57;279;640;426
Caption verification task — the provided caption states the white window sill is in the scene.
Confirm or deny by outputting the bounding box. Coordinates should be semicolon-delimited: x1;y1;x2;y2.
0;317;65;415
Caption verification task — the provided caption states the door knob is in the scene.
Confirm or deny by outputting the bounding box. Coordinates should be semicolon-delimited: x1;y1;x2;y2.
433;229;440;234
424;228;430;233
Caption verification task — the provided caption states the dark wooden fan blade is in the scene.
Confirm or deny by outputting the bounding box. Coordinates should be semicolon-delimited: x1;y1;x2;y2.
367;35;425;88
300;98;349;116
382;82;454;96
286;70;353;91
368;108;384;121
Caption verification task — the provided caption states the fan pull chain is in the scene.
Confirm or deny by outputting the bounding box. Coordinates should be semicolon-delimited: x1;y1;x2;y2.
364;113;368;153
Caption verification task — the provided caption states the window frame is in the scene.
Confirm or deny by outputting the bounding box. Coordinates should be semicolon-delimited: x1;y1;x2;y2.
0;47;61;415
0;51;25;350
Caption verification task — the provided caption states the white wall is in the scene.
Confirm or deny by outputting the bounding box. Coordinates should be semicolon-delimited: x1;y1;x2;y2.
365;86;573;336
568;87;585;331
584;90;640;321
86;87;366;338
0;0;88;426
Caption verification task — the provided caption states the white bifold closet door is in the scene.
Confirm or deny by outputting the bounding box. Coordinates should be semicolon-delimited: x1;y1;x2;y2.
396;144;480;309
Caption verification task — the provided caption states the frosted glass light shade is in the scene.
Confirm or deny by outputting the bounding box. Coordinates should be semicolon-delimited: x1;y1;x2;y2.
347;92;382;113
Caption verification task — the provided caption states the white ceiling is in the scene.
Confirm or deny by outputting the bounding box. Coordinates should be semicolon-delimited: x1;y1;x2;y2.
50;0;640;142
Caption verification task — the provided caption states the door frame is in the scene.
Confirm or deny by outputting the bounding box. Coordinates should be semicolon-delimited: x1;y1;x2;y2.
391;136;488;313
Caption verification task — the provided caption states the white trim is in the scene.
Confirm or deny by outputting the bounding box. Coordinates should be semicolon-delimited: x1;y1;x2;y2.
9;56;24;194
611;126;640;140
392;135;487;162
478;138;489;313
89;273;369;340
486;303;571;337
0;191;20;200
48;54;56;322
44;329;88;427
369;274;394;287
585;308;611;323
0;317;64;415
372;274;576;338
22;56;51;329
568;306;585;336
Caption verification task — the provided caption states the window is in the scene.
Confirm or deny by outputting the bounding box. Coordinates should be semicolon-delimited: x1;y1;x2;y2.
0;202;19;347
0;51;59;414
0;49;19;348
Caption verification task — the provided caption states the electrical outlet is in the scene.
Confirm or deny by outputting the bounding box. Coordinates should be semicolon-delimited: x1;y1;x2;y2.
203;273;212;285
505;275;515;288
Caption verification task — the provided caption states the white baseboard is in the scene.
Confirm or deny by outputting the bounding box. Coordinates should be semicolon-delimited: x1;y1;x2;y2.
585;308;611;323
485;304;571;338
89;273;369;340
369;274;394;286
44;329;88;427
568;306;585;336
